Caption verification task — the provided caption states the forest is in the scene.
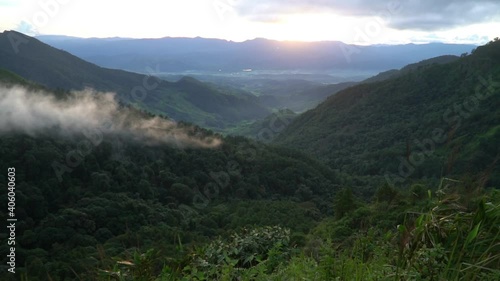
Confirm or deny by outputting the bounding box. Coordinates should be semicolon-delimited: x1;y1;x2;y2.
0;37;499;280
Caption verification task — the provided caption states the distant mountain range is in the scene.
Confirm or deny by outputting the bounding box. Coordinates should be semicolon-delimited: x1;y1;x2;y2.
36;35;476;79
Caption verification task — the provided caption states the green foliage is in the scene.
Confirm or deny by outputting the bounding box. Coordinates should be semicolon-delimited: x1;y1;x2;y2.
374;183;400;204
169;183;194;204
333;187;356;219
225;109;297;141
0;123;335;280
396;188;500;280
1;33;499;281
182;226;291;280
275;42;500;187
98;249;164;281
0;68;32;85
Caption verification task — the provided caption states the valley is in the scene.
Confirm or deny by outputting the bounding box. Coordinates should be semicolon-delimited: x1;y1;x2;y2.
0;28;499;281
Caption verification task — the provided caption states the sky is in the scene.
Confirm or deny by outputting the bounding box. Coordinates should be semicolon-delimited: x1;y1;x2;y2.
0;0;499;44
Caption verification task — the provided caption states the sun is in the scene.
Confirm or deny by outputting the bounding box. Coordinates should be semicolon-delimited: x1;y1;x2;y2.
270;13;356;42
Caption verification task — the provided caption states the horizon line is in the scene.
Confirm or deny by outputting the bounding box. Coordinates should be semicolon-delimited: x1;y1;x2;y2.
2;30;482;46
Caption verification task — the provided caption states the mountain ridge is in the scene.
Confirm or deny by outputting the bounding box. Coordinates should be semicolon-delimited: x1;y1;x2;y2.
0;31;271;129
36;34;476;76
274;39;500;186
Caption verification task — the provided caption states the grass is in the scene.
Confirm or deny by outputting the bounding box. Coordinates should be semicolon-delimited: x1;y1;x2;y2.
94;182;499;281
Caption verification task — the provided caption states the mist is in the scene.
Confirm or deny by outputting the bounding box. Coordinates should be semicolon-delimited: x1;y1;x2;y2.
0;85;221;148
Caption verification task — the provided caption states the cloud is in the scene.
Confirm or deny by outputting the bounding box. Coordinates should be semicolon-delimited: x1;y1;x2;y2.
234;0;500;31
0;0;17;7
0;85;221;148
15;20;39;36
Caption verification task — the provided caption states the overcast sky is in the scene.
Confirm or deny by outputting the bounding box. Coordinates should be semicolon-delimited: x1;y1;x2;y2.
0;0;498;44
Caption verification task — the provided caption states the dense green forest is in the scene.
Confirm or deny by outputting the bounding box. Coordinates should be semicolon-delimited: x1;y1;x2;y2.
225;109;297;142
0;71;341;279
0;37;499;280
0;131;340;280
0;125;497;280
275;39;500;188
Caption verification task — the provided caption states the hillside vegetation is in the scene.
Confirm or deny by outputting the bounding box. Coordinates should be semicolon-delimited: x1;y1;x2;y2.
0;37;498;281
275;40;500;188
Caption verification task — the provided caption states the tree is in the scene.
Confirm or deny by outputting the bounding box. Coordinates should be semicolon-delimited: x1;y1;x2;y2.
333;188;356;219
170;183;194;204
374;183;399;204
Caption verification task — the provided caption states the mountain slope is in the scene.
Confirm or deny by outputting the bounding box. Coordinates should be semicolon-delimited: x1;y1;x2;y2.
283;82;358;112
0;73;339;279
227;109;297;141
275;40;500;186
0;68;33;86
363;55;460;83
0;31;270;129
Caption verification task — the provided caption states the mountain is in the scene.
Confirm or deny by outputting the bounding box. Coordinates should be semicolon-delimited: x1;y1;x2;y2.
275;40;500;186
283;82;358;112
37;35;476;78
2;34;499;281
2;57;498;280
0;69;339;278
253;81;358;113
0;31;270;129
363;55;461;83
226;109;298;141
205;77;357;112
0;68;33;86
